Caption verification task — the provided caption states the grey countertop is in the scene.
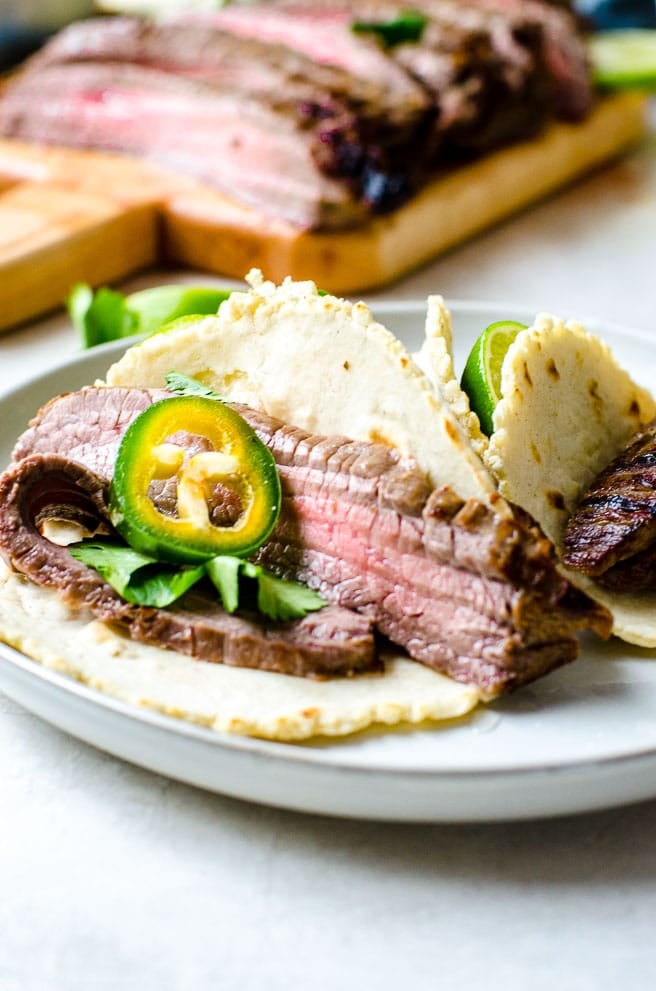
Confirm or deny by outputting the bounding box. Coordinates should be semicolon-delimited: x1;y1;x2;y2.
1;104;656;990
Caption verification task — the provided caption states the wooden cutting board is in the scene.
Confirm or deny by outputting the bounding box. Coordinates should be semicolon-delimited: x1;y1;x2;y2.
0;90;648;334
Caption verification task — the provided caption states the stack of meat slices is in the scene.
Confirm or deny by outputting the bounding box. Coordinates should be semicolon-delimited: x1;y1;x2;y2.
0;386;611;696
0;0;593;230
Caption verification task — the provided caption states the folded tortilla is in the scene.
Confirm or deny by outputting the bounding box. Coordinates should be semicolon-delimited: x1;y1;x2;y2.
483;315;656;646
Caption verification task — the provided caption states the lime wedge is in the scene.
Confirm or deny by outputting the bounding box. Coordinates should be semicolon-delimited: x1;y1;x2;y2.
589;30;656;89
126;286;232;337
460;320;526;436
68;283;233;348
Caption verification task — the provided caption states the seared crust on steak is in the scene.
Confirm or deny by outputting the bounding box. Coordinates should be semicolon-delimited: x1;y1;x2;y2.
562;417;656;591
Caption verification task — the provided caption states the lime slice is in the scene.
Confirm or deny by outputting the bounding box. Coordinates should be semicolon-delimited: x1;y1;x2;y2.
68;283;232;348
126;286;232;337
460;320;526;436
589;30;656;89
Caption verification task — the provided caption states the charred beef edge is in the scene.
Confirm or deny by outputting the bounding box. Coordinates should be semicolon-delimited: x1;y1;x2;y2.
562;416;656;591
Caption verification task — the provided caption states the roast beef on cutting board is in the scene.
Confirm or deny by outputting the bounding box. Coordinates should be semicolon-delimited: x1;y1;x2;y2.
0;1;592;230
3;387;611;694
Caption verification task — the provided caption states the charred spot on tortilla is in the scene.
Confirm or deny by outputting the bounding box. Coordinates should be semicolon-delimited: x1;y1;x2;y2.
546;359;559;381
547;491;567;512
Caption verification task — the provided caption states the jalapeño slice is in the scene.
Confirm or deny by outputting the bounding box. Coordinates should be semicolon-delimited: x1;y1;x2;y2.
109;396;281;564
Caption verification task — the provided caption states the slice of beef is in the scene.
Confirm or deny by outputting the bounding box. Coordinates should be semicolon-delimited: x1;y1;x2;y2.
0;61;367;230
29;15;432;212
186;4;428;121
466;0;593;119
0;453;377;678
13;387;611;693
202;0;552;156
32;14;429;131
13;386;167;481
562;418;656;591
277;0;592;122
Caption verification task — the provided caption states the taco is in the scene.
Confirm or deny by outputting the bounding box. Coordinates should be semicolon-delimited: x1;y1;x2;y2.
0;277;610;740
477;314;656;647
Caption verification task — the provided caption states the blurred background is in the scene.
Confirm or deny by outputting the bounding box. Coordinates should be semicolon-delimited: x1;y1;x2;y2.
0;1;655;70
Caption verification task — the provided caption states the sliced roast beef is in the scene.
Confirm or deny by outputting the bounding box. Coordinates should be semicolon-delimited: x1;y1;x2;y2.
185;3;428;122
13;386;166;481
0;453;378;678
0;2;593;229
32;14;429;131
202;0;552;155
466;0;593;119
11;386;611;694
28;14;432;210
286;0;548;153
275;0;592;122
562;418;656;591
0;61;369;230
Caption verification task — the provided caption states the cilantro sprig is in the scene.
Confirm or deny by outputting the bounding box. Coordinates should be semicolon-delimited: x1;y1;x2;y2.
164;371;221;399
351;11;427;48
70;540;326;621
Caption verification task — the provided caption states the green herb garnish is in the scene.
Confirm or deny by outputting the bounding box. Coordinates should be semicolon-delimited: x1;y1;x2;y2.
351;10;427;47
71;540;326;621
206;557;326;621
69;541;205;607
164;372;222;399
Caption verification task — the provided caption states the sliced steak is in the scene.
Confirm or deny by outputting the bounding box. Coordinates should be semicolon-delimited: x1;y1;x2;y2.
28;14;432;212
0;2;593;229
187;4;428;122
13;386;167;481
562;418;656;591
0;61;367;230
32;14;429;130
467;0;593;119
204;0;552;155
277;0;592;122
12;387;611;693
0;454;377;678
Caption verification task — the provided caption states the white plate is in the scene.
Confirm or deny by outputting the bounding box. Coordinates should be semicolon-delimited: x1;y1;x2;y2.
2;301;656;823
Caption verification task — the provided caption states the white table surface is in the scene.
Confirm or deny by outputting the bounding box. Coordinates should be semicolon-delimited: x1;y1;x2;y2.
2;104;656;990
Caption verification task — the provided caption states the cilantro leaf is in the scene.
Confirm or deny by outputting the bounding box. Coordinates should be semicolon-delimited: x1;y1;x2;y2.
204;555;243;613
71;540;327;620
69;541;204;607
351;11;427;47
256;570;326;622
165;372;222;399
206;556;326;621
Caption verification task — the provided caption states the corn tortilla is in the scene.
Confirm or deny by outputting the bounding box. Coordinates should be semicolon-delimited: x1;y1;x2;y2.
0;563;480;742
